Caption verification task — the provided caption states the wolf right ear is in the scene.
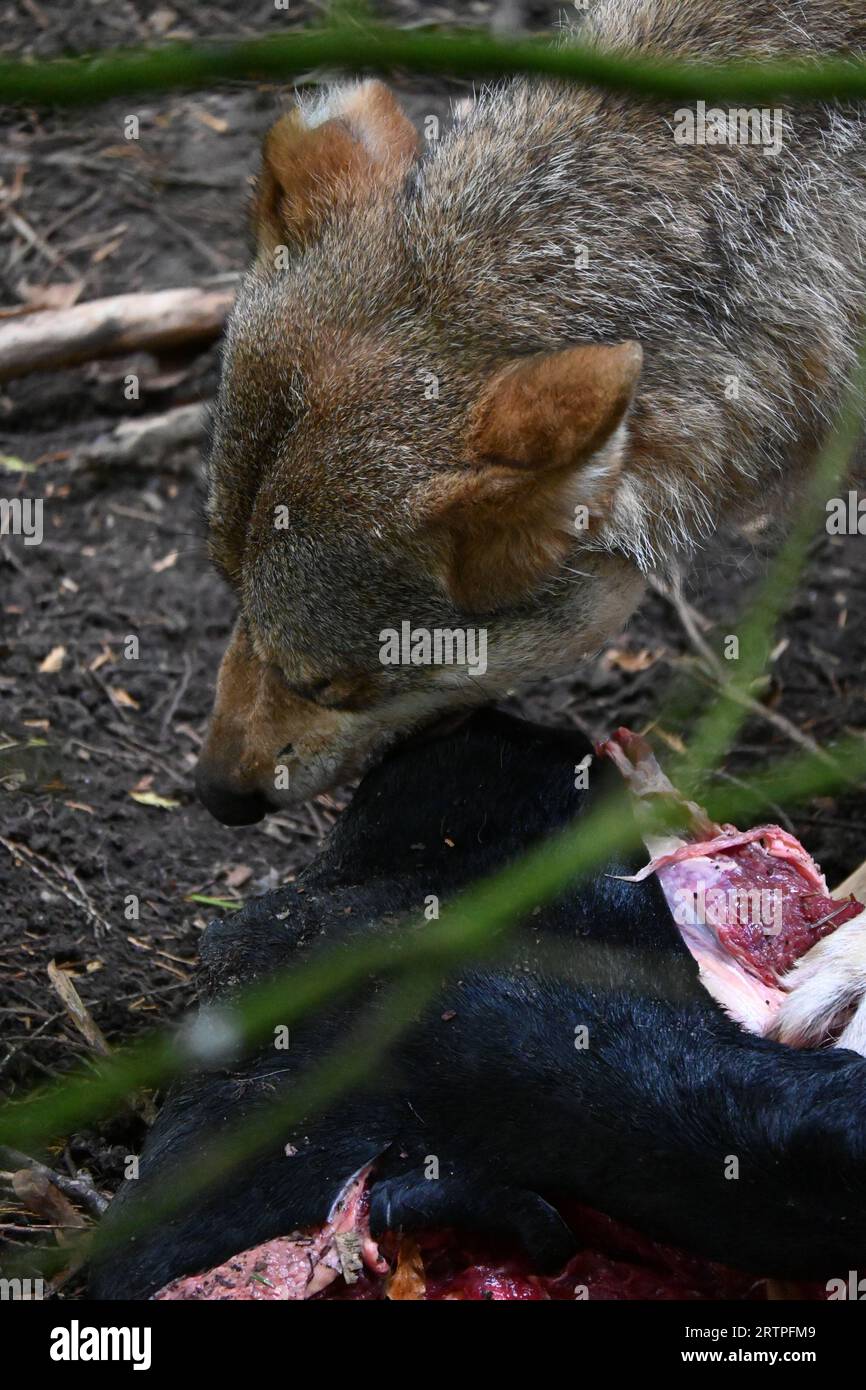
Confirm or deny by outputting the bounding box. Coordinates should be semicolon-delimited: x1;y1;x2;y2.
424;341;643;612
252;81;420;258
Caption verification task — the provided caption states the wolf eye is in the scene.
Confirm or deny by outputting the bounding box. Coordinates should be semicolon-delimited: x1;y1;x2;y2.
287;676;333;704
273;672;333;704
274;669;378;712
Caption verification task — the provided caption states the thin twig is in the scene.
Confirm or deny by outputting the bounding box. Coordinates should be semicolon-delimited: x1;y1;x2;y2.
160;652;194;743
0;837;112;937
648;572;837;768
710;768;795;835
0;1146;108;1218
0;1009;66;1080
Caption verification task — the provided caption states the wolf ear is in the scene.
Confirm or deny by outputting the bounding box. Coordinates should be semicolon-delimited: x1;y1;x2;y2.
427;342;643;612
253;81;420;257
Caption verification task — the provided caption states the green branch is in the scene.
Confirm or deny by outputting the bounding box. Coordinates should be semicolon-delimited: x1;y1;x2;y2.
2;23;866;107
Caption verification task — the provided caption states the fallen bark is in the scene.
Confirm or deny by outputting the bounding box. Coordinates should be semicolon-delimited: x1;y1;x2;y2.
0;285;234;382
74;403;209;471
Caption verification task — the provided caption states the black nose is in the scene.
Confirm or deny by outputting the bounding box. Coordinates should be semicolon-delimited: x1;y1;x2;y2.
194;765;272;826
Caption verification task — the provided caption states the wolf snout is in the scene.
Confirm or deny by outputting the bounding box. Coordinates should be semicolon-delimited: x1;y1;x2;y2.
194;760;273;826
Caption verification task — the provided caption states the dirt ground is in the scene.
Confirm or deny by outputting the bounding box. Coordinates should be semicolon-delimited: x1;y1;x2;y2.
1;0;865;1292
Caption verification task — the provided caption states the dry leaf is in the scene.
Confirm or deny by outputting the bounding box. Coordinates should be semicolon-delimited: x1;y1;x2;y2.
195;109;229;134
653;727;688;755
92;234;125;265
110;687;140;710
47;959;110;1056
38;645;66;673
605;646;661;674
149;6;178;34
129;790;180;810
225;864;253;889
11;1170;86;1243
99;144;145;161
152;550;178;573
385;1237;426;1301
16;278;84;311
89;646;115;672
64;801;95;815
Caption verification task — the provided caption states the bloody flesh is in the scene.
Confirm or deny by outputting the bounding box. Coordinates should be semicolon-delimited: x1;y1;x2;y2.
598;727;863;1031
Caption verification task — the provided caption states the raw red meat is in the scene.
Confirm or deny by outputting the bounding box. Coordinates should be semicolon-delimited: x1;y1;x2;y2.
598;727;863;1033
155;1164;387;1301
154;1181;822;1303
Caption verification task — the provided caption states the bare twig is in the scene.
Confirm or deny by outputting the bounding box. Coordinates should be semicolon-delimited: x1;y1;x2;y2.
0;1009;66;1080
160;652;194;742
4;207;65;270
710;767;795;835
648;572;837;768
2;1146;107;1219
0;836;112;937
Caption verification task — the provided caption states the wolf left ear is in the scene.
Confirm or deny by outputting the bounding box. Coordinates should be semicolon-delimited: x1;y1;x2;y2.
253;81;420;258
427;341;643;612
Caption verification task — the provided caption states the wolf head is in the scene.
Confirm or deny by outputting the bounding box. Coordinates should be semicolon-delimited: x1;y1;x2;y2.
196;81;645;823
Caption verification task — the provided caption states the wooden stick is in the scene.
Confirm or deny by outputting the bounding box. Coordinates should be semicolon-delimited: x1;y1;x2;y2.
74;402;209;471
0;285;234;382
0;1145;108;1218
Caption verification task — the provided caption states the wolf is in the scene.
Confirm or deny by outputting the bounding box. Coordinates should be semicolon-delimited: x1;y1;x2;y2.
196;0;866;824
